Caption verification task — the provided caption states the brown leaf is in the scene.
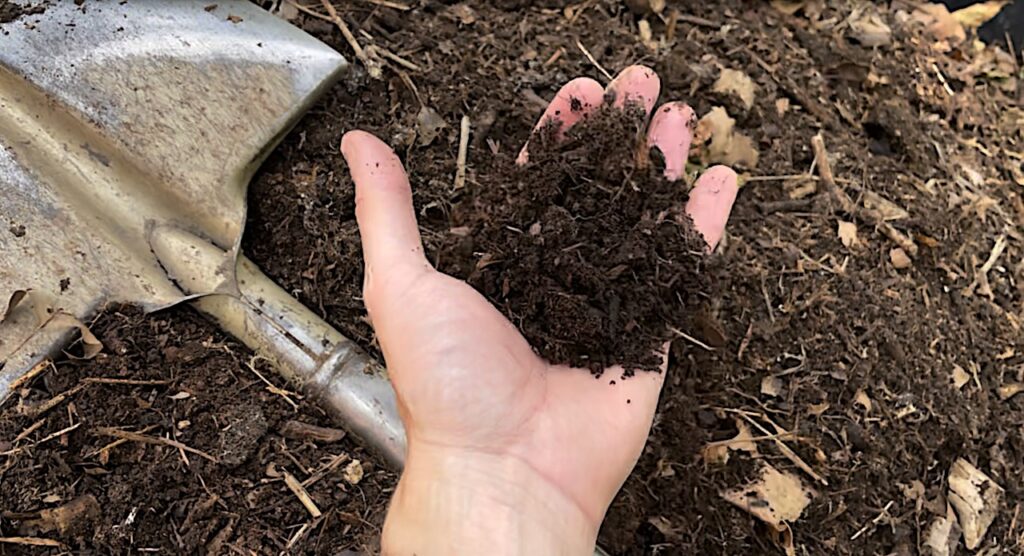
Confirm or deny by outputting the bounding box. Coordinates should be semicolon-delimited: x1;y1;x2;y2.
2;289;29;322
46;313;103;359
696;107;759;168
948;459;1003;549
913;4;967;43
837;220;860;248
712;68;757;110
890;248;912;270
721;464;814;534
953;1;1008;30
847;8;892;47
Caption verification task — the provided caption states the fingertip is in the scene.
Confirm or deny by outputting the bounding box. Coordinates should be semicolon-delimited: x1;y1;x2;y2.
647;102;696;181
607;65;661;115
686;165;739;251
519;77;606;165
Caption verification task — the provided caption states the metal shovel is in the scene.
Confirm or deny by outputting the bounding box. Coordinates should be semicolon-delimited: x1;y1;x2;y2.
0;0;403;465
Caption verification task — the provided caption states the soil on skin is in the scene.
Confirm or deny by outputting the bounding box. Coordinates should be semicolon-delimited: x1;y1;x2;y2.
0;1;44;25
437;106;712;373
0;307;394;555
2;1;1023;555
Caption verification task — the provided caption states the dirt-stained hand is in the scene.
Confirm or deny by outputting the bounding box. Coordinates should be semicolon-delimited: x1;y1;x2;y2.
341;65;738;556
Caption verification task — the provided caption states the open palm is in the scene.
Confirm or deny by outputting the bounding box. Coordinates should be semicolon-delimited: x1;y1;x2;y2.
342;66;738;547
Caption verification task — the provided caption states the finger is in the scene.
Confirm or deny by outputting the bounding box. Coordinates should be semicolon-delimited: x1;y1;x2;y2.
685;166;739;251
605;65;660;116
517;77;604;165
646;102;696;182
341;130;429;276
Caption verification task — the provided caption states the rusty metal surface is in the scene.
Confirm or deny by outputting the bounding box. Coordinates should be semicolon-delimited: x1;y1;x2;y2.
0;1;346;399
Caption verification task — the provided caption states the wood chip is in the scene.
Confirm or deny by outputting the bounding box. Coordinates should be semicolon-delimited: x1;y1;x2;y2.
284;472;322;518
279;421;346;444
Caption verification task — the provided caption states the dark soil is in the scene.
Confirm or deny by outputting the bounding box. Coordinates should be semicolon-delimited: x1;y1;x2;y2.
3;1;1023;555
0;307;394;555
437;107;711;373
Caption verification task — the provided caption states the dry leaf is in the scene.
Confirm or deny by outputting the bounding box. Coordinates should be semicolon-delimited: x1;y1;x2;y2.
702;419;758;465
953;1;1007;30
46;313;103;359
952;365;970;389
862;190;909;221
837;220;860;248
761;375;785;398
913;4;967;43
712;68;757;110
647;516;681;540
807;402;830;416
169;392;192;400
890;248;912;270
948;458;1003;549
775;97;791;116
848;8;892;47
721;464;814;556
2;289;31;322
416;106;447;147
998;383;1024;400
925;503;962;556
696;107;759;168
854;389;873;413
771;0;806;15
445;4;477;25
344;459;364;485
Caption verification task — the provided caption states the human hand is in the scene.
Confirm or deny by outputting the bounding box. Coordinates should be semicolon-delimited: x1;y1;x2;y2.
340;65;738;556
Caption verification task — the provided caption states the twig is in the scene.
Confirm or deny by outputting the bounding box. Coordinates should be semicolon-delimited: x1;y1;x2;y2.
92;427;217;462
454;115;471;190
245;356;299;410
678;14;719;27
705;431;794;449
27;384;85;418
284;472;322;518
2;423;81;457
0;537;64;548
84;377;171;386
302;453;350;489
668;326;715;351
85;425;157;458
372;46;421;71
360;0;411;9
318;0;383;80
851;500;895;540
735;412;828;486
575;39;613;82
12;418;45;443
9;359;52;391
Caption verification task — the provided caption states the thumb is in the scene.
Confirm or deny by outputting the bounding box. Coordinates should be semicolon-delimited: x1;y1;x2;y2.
341;131;430;313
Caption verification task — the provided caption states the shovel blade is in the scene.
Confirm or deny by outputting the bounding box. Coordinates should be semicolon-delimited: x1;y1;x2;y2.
0;1;346;398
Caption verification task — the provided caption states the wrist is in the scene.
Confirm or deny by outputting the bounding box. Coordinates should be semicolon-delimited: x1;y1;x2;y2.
382;443;598;556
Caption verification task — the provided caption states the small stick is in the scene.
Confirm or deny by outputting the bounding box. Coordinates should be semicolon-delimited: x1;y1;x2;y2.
319;0;383;80
0;537;64;548
544;47;566;67
84;377;171;386
373;46;421;71
454;115;471;190
360;0;411;9
2;423;81;457
92;427;217;462
9;359;51;391
678;14;719;27
575;40;613;82
704;432;794;449
668;326;714;351
12;418;45;443
245;356;299;410
737;412;828;486
27;384;85;418
284;472;322;518
851;500;895;540
302;453;350;489
85;425;157;458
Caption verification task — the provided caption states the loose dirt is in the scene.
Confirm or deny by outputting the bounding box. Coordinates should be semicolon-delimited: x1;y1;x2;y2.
2;1;1022;555
437;107;712;373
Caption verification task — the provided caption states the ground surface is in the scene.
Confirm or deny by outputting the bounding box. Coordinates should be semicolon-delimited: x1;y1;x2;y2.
2;0;1023;555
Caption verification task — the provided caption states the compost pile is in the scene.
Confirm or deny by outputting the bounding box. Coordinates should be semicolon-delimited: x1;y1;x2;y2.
437;106;712;373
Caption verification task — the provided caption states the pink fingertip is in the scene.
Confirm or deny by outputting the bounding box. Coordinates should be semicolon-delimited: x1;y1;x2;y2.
647;102;696;181
686;166;739;251
606;65;661;115
517;77;605;165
